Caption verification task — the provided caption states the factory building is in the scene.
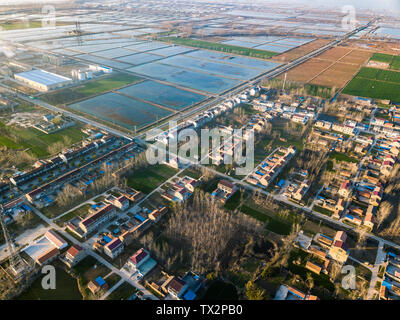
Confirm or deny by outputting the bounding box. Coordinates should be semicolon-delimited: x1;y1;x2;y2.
14;69;72;92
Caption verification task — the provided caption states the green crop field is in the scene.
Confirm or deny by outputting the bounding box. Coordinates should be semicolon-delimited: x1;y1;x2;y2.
370;53;393;63
41;73;142;105
357;67;400;83
343;67;400;101
0;21;43;30
0;121;87;158
369;53;400;70
160;37;278;59
390;56;400;70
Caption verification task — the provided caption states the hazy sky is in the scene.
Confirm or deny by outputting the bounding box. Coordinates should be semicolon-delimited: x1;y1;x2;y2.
269;0;400;11
2;0;400;13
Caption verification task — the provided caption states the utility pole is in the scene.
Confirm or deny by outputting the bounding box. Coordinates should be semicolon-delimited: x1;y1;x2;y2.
282;72;287;92
0;205;28;281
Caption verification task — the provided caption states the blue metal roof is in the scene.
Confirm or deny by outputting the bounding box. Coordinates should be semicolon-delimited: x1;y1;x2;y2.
134;214;146;223
95;276;106;287
103;236;112;243
183;289;196;300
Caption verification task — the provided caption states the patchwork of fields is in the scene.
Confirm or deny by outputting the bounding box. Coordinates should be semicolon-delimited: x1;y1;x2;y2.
343;67;400;102
281;46;372;88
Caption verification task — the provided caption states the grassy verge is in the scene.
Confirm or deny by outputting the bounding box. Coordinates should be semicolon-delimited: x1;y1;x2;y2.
159;37;278;59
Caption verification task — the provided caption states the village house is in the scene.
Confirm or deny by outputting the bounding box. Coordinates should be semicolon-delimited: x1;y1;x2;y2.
87;276;108;295
104;238;124;259
148;206;168;223
328;231;350;264
338;181;352;199
105;195;129;210
274;285;318;300
79;203;117;235
211;180;237;203
62;244;86;267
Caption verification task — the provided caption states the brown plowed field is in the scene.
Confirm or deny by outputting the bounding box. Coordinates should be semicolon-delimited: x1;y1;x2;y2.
278;46;373;88
271;39;332;63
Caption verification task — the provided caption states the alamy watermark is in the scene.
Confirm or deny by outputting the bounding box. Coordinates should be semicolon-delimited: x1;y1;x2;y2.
41;265;56;290
145;121;255;176
341;265;356;290
0;5;56;58
342;5;358;32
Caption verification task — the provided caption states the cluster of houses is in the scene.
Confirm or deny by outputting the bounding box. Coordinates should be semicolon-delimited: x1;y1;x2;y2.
339;136;399;230
314;119;357;136
24;139;141;208
1;197;31;224
253;94;318;126
380;253;400;300
371;117;400;137
66;188;142;238
154;87;261;148
246;146;296;188
276;229;350;300
294;230;350;279
89;204;168;260
161;176;200;203
10;135;117;188
146;269;204;300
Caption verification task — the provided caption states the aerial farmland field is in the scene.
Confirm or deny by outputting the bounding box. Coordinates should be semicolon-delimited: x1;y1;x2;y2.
343;67;400;101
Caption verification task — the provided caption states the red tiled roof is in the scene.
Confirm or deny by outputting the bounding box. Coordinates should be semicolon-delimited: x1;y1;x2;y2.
129;248;148;265
66;244;83;258
37;247;59;265
168;278;185;294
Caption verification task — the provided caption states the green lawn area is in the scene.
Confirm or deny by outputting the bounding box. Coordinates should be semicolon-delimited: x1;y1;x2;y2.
343;67;400;101
240;205;292;235
41;73;142;105
126;164;178;194
55;204;91;225
160;37;278;59
329;151;358;163
106;281;138;300
105;273;121;288
224;190;246;211
312;205;333;216
0;121;87;158
73;256;98;276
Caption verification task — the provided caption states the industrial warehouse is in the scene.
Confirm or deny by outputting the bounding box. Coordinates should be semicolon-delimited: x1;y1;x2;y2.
14;69;72;92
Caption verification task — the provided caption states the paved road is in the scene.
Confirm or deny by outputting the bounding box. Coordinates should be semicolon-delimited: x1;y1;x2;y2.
367;240;386;299
99;278;124;300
